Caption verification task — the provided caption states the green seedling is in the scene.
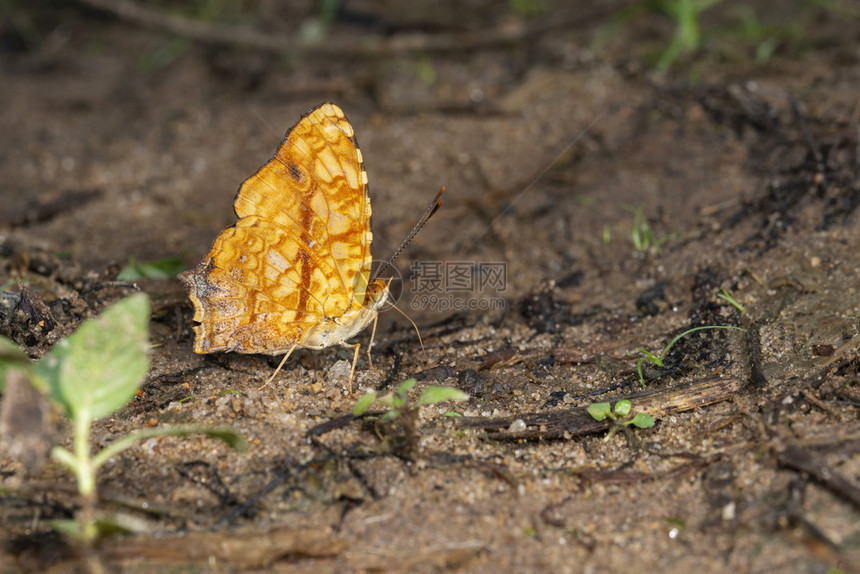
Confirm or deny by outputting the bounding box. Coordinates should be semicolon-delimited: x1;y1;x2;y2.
0;293;246;542
636;325;746;386
297;0;341;44
594;0;834;72
138;36;193;72
117;256;185;280
509;0;548;17
624;205;673;253
665;516;686;538
732;5;811;65
593;0;722;71
716;288;745;313
587;399;655;442
136;0;244;71
352;379;468;460
353;379;468;419
665;516;686;529
655;0;722;70
416;55;436;84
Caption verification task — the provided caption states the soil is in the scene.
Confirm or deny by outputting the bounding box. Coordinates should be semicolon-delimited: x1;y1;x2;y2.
1;1;859;572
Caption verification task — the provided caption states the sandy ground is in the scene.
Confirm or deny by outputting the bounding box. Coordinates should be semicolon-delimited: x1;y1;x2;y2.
1;1;859;572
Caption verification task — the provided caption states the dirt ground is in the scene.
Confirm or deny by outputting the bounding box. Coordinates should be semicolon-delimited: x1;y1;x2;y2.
1;1;859;572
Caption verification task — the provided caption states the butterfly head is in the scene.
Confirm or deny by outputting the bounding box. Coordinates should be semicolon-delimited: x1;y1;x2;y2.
365;278;391;309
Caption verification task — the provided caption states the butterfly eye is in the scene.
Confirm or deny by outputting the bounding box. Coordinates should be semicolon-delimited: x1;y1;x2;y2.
365;279;389;302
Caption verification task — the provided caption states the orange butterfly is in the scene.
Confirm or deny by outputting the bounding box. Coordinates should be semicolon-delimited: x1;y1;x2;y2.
180;103;392;390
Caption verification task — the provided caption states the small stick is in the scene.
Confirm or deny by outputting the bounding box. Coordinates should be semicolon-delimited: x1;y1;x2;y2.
459;376;747;440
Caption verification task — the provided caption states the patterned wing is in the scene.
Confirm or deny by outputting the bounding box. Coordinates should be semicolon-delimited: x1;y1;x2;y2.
180;103;374;354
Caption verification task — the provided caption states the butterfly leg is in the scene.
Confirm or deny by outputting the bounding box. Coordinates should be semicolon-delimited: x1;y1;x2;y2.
340;341;361;394
366;314;379;370
259;343;298;389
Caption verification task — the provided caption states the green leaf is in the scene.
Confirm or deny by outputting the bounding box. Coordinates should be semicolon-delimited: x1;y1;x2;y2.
416;386;469;407
395;378;417;396
630;413;655;428
587;402;612;421
613;399;632;417
716;289;745;313
117;256;185;281
91;516;138;537
92;425;247;470
352;391;377;416
637;358;648;387
0;336;29;365
665;516;686;529
50;446;77;471
638;348;662;366
199;427;248;451
376;392;395;408
34;293;150;422
50;519;83;538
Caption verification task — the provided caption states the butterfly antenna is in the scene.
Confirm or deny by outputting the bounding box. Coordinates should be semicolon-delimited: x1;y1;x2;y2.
372;187;444;282
389;300;428;362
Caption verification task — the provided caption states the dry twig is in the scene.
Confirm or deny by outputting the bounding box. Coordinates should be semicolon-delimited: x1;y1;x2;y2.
459;376;746;440
75;0;585;58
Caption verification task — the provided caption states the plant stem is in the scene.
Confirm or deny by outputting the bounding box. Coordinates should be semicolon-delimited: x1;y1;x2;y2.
73;411;95;498
73;409;99;542
638;325;746;386
658;325;745;364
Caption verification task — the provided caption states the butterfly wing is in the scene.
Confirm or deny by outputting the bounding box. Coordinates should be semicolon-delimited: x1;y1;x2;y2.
180;103;374;354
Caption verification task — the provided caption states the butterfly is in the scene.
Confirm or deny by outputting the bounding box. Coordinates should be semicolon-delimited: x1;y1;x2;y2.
179;103;393;391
